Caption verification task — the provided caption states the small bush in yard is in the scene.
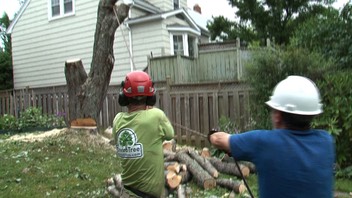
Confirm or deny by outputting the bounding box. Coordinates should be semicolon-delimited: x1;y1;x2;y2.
0;107;66;133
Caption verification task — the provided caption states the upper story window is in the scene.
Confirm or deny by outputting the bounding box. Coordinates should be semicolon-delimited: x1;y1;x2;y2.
173;35;184;55
173;0;179;9
49;0;74;19
171;34;197;57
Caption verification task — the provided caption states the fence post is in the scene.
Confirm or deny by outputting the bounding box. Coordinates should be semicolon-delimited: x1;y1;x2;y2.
236;37;242;80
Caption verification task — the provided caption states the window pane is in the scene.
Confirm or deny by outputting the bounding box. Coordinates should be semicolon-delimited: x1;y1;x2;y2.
51;0;59;6
173;0;179;9
188;36;195;57
52;6;60;16
64;0;73;13
173;35;183;55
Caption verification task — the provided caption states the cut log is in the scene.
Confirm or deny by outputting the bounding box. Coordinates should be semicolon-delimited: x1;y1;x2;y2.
200;147;211;158
209;157;250;178
164;161;181;173
180;163;187;172
239;161;256;173
165;170;182;189
179;169;192;184
164;150;176;162
188;149;219;178
222;156;256;174
216;178;247;194
163;139;177;152
177;184;186;198
175;151;216;189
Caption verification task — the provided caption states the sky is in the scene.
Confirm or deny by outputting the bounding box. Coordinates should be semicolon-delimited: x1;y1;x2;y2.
0;0;350;21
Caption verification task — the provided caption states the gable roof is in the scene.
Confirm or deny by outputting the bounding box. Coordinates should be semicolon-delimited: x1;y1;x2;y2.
126;8;209;36
7;0;31;34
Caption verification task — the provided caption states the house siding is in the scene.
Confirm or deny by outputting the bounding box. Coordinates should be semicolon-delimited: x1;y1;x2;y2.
147;0;172;12
130;21;164;69
111;24;132;85
10;0;209;89
11;0;98;89
130;6;148;18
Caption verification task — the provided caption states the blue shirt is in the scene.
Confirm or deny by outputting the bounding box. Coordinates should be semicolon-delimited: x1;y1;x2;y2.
229;129;335;198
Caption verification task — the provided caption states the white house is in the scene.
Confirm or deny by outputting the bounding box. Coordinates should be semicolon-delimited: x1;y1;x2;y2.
7;0;210;89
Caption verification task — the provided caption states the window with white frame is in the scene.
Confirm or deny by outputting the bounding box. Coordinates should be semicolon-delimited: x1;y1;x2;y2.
49;0;74;18
171;34;197;57
173;0;179;9
173;35;184;55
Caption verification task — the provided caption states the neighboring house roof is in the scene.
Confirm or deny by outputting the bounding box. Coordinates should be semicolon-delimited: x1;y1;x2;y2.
186;8;209;33
7;0;31;34
126;8;209;36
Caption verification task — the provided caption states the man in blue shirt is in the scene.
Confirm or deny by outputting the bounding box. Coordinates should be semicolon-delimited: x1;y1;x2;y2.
209;76;335;198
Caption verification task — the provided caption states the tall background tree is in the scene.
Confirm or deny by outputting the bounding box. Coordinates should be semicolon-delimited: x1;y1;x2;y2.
206;16;256;45
0;13;13;90
207;0;336;45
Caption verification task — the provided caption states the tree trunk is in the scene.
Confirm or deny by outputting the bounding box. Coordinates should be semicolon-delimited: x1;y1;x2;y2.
175;151;216;189
188;149;219;178
209;157;250;178
64;0;130;126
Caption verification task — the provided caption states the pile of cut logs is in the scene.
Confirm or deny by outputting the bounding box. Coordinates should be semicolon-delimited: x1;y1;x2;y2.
106;139;256;197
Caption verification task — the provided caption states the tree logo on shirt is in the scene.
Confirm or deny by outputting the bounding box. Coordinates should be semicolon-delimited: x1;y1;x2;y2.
116;128;143;159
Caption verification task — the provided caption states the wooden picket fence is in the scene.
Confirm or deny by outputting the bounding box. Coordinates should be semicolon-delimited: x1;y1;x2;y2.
0;81;251;148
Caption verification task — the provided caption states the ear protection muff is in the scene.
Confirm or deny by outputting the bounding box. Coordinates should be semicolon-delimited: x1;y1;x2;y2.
146;94;156;106
146;82;156;106
118;81;129;106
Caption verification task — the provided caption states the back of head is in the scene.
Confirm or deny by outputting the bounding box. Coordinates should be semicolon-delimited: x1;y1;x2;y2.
265;76;323;130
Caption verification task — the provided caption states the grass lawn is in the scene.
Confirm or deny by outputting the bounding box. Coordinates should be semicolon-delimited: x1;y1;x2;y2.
0;129;351;198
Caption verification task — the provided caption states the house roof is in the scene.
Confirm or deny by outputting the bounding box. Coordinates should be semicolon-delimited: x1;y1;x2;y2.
7;0;31;34
126;8;209;36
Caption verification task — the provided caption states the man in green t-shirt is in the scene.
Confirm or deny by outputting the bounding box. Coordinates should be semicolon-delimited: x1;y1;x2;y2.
113;71;174;198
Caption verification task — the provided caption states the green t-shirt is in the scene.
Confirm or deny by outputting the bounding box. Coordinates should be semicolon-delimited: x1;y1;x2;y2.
112;108;174;197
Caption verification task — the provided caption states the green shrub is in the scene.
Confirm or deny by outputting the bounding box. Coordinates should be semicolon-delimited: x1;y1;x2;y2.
0;107;66;132
0;114;17;130
314;71;352;167
245;47;333;129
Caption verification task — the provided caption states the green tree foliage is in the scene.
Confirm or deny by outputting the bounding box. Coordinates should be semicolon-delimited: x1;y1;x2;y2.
206;16;256;44
292;4;352;69
0;13;13;90
227;0;334;45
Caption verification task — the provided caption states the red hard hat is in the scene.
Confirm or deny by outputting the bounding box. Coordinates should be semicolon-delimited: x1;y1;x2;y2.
122;71;155;97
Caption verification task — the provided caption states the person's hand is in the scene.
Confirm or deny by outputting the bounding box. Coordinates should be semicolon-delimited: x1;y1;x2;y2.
208;128;220;143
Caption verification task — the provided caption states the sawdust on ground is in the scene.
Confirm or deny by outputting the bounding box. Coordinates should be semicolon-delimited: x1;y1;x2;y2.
7;128;68;142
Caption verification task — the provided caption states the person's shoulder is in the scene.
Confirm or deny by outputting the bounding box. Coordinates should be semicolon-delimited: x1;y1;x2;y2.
312;129;334;139
147;107;165;114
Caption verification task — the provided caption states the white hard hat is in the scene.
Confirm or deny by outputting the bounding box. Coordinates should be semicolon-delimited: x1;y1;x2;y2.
265;76;323;115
